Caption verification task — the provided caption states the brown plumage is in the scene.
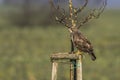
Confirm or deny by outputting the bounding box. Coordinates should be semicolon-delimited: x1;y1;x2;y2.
70;28;96;61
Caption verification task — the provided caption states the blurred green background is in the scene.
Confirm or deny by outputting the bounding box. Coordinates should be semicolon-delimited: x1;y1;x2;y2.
0;0;120;80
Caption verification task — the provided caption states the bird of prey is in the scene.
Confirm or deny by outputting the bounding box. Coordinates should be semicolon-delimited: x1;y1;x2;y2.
69;28;96;61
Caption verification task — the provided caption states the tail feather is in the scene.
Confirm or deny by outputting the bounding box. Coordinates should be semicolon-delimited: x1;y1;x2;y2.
89;52;96;61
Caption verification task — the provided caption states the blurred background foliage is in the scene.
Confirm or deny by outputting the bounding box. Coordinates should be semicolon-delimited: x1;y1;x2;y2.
0;0;120;80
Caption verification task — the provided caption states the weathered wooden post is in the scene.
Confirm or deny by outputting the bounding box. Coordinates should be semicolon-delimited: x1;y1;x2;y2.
70;61;74;80
77;55;82;80
51;62;58;80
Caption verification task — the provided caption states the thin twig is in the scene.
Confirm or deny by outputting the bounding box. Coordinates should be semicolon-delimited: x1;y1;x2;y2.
77;0;107;29
74;0;88;15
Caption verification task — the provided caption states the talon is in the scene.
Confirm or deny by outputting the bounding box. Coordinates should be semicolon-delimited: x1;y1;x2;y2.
75;50;82;55
75;50;85;59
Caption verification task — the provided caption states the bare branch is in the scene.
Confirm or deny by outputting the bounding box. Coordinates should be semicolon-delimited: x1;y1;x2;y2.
50;0;70;28
74;0;88;15
96;0;107;18
77;0;107;29
77;10;95;28
55;16;71;28
72;0;88;26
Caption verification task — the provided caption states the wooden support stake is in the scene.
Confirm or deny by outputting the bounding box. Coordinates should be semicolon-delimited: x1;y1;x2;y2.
73;60;77;80
77;55;82;80
70;39;75;80
51;62;58;80
70;60;74;80
70;60;77;80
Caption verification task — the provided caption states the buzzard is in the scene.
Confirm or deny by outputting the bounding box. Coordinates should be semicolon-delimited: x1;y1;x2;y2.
69;28;96;61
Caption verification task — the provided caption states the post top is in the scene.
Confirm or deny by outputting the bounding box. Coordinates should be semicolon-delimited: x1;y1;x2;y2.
51;52;80;61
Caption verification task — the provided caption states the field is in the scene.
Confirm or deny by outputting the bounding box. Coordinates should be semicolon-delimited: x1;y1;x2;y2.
0;10;120;80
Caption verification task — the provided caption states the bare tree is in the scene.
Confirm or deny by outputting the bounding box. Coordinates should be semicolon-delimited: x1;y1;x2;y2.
50;0;107;29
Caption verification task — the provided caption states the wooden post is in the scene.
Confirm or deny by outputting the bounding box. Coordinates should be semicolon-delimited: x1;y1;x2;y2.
70;61;74;80
73;60;77;80
70;39;74;80
77;55;82;80
70;60;77;80
51;62;58;80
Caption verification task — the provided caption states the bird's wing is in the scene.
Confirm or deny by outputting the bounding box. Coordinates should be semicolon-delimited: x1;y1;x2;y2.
73;32;93;51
